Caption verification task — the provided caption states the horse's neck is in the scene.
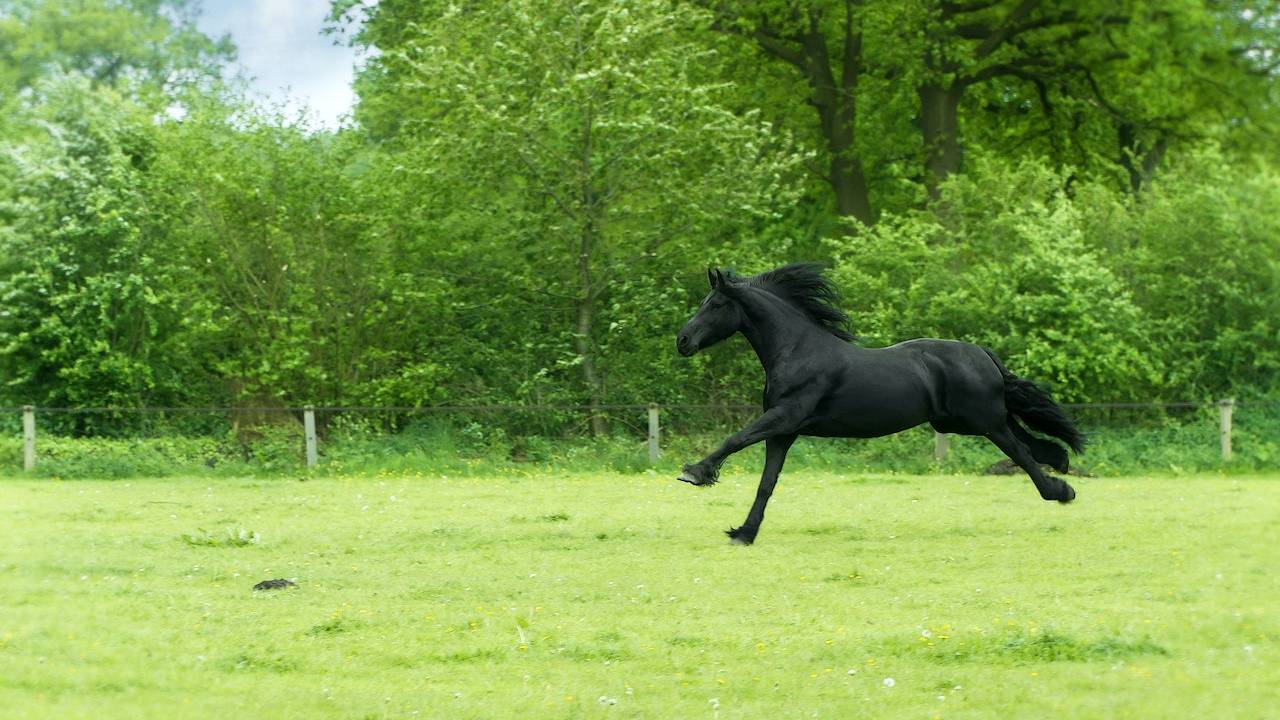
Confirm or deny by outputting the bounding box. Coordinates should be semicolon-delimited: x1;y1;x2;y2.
736;289;822;372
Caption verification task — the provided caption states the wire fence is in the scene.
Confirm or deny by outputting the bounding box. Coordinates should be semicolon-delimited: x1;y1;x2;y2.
5;399;1279;473
9;400;1279;412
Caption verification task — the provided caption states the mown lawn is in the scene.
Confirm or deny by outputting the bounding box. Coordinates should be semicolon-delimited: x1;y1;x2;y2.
1;470;1277;719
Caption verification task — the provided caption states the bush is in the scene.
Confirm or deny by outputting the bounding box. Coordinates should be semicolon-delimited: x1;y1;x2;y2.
828;157;1164;403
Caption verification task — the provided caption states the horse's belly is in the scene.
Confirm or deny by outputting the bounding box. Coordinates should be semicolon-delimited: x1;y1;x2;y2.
800;409;926;438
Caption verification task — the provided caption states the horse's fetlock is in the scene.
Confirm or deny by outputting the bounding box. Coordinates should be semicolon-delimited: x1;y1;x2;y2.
726;525;757;545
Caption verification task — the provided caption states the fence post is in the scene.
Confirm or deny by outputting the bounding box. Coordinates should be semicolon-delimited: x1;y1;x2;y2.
303;406;318;469
934;431;950;464
23;405;35;472
648;404;660;465
1219;398;1234;462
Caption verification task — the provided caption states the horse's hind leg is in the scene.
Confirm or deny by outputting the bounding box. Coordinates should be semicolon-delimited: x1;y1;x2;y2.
986;424;1076;503
1009;418;1069;474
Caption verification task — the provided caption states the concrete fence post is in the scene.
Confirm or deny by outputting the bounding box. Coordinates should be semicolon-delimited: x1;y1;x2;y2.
303;406;318;469
934;431;950;464
23;405;35;472
1219;398;1234;462
648;405;660;465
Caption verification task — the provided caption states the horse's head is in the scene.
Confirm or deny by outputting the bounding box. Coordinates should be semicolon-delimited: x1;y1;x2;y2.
676;268;744;356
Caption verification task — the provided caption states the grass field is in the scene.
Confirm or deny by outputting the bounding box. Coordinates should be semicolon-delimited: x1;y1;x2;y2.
1;470;1277;719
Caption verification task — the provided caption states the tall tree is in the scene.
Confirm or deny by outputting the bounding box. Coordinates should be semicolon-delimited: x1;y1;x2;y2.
0;0;230;99
920;0;1280;195
338;0;804;432
0;77;186;414
701;0;877;227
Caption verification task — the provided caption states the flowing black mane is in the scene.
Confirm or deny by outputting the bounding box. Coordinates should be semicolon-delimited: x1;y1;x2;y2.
724;263;855;342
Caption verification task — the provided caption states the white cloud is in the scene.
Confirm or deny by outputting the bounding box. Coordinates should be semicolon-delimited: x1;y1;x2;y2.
197;0;360;128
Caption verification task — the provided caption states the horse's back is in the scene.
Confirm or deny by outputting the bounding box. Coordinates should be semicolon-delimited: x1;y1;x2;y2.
796;338;1005;438
885;338;1006;431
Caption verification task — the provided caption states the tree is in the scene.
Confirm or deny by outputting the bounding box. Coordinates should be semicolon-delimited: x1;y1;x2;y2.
699;0;1280;224
924;0;1280;195
0;76;193;417
0;0;231;100
341;0;804;433
699;0;881;227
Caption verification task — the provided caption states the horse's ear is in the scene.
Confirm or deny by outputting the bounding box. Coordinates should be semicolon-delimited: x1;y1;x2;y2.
707;267;719;288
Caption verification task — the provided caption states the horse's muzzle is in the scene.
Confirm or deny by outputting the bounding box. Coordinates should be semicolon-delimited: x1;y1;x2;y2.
676;333;695;356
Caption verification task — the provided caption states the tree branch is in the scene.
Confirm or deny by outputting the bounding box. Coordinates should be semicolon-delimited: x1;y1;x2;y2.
941;0;1004;17
974;0;1042;60
753;25;808;70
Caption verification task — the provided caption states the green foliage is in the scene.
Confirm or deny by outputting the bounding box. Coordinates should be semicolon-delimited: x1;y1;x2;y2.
828;157;1164;402
349;0;808;418
1087;147;1280;396
0;422;307;478
0;0;230;101
0;0;1278;445
0;76;197;419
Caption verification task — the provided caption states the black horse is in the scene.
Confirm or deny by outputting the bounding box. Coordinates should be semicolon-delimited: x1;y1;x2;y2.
675;263;1085;545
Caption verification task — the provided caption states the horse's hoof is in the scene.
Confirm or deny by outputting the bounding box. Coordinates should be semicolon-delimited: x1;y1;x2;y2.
725;527;755;545
1058;483;1077;504
678;464;717;486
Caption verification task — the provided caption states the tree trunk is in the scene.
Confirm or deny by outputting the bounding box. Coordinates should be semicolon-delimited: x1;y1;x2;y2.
919;80;963;200
1118;123;1168;193
743;6;874;231
803;17;874;229
576;104;607;437
574;286;606;437
827;129;874;227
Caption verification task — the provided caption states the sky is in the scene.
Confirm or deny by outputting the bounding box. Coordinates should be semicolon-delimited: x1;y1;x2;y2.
195;0;362;128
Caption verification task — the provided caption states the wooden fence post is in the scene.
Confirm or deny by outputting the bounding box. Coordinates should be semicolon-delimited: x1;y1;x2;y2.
648;405;660;465
1219;398;1234;462
934;431;950;464
23;405;35;472
304;406;318;469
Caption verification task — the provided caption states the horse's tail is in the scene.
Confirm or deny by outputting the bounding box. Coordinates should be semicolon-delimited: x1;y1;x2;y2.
983;348;1086;454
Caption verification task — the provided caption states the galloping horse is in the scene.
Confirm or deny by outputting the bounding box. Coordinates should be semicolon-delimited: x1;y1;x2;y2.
675;263;1085;545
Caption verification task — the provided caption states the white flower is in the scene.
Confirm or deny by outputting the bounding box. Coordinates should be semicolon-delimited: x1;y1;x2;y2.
883;678;895;688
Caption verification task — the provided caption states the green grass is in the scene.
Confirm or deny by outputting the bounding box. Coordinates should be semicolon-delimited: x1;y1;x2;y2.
1;471;1278;718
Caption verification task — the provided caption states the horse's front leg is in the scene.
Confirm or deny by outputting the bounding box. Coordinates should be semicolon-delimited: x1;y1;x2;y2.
726;433;796;545
678;407;798;487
